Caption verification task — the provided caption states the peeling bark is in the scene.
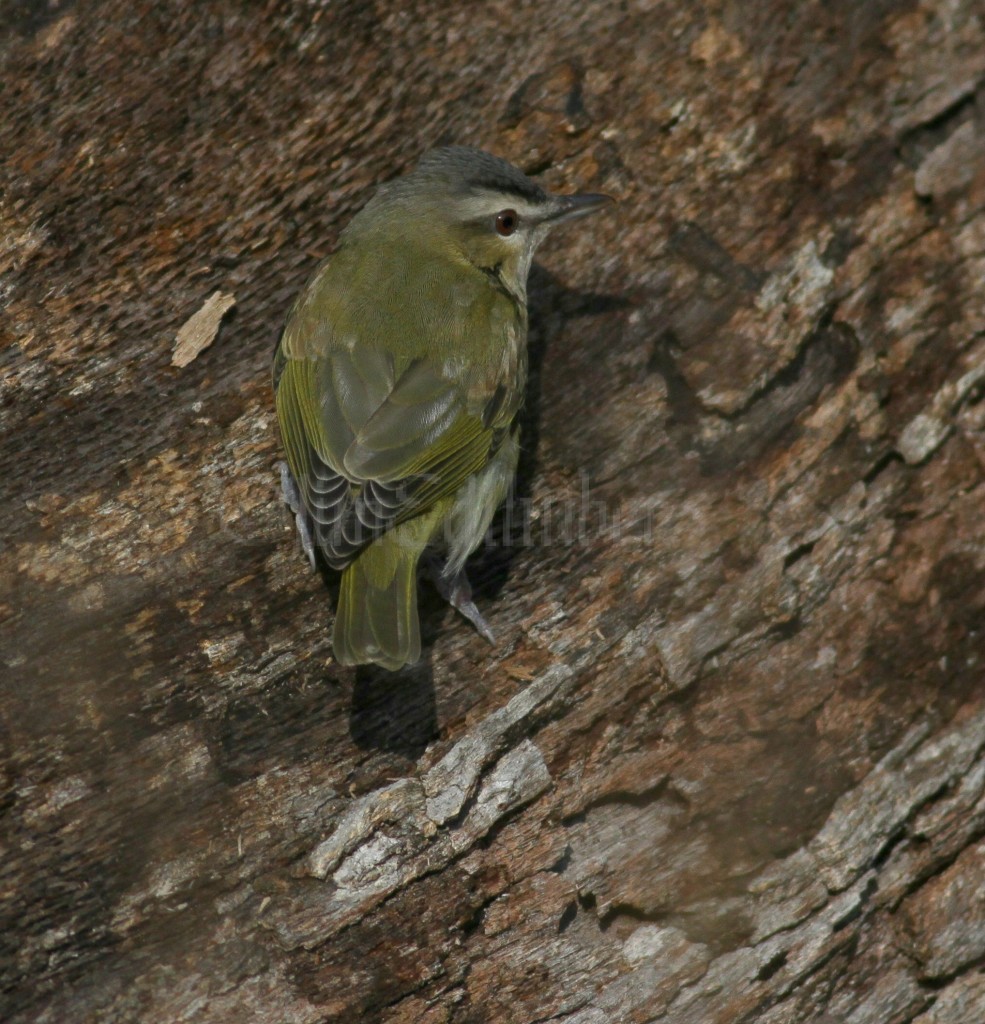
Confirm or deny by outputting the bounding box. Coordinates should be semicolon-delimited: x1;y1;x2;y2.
2;2;984;1022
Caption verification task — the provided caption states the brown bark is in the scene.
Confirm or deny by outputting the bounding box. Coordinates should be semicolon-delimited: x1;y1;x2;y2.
2;1;984;1021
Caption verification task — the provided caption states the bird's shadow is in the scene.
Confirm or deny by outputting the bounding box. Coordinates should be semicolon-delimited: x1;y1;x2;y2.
462;263;631;604
325;264;629;754
309;566;438;757
349;658;438;757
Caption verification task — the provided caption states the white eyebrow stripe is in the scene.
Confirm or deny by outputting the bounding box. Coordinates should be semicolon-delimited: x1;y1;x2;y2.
453;192;546;222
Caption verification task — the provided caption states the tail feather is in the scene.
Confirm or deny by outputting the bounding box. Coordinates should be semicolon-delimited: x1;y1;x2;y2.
332;516;436;670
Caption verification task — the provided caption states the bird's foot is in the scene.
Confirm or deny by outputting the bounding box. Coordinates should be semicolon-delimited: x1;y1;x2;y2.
425;557;495;644
278;461;317;570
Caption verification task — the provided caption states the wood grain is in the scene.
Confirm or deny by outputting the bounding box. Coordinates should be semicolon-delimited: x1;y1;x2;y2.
2;1;984;1021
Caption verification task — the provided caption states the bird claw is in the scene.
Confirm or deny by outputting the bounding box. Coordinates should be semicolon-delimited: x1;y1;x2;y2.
453;591;496;645
279;461;317;570
426;557;496;644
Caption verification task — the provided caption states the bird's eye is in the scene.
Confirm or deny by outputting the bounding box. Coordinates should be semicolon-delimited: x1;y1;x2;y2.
495;209;519;236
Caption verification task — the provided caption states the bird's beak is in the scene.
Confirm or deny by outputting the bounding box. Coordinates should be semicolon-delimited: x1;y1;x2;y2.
546;192;615;224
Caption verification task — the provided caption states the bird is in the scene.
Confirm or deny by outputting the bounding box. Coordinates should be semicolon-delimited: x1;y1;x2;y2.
273;145;612;670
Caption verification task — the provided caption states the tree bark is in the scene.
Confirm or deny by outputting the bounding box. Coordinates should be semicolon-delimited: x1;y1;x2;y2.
2;1;984;1021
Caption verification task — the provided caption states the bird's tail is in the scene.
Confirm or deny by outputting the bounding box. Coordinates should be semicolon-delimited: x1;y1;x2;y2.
332;516;436;671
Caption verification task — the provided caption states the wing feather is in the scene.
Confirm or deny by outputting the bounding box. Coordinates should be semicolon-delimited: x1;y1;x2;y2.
275;346;500;570
273;248;521;570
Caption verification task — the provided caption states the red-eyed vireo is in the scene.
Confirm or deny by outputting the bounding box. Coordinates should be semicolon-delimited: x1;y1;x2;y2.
273;146;612;670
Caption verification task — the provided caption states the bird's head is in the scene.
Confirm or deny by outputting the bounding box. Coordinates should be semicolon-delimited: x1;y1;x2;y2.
350;146;613;303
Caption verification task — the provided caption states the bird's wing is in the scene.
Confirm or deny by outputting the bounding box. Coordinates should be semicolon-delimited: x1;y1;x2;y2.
274;342;500;570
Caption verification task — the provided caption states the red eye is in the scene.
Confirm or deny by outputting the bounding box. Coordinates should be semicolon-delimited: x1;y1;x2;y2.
495;209;518;236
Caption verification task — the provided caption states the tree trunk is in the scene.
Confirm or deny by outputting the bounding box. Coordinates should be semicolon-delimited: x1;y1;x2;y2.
2;2;984;1021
